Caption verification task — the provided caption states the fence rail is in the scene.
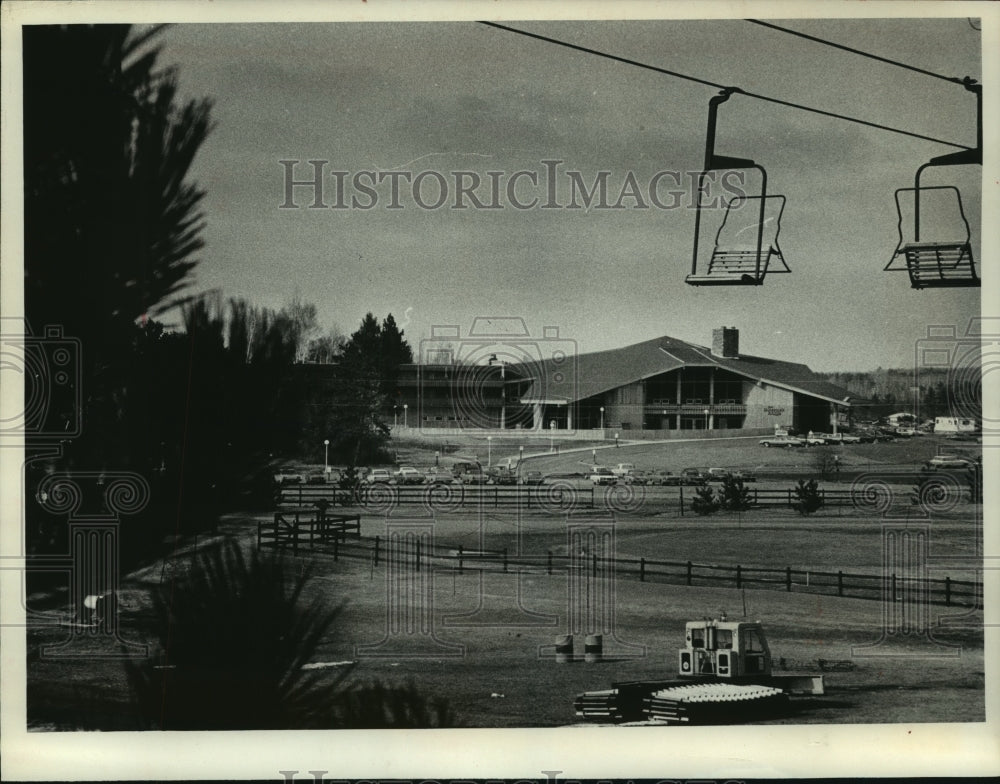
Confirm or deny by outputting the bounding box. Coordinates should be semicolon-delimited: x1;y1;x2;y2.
277;482;969;513
277;483;596;510
268;533;980;609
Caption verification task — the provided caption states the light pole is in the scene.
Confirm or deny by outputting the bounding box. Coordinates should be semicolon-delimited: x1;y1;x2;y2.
550;420;556;452
393;405;398;429
703;408;709;431
323;439;330;475
599;406;605;430
519;445;524;467
487;435;492;467
403;403;408;429
615;432;620;448
592;448;597;464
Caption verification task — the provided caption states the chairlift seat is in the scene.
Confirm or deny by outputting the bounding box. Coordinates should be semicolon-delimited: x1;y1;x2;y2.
898;241;978;289
686;246;780;286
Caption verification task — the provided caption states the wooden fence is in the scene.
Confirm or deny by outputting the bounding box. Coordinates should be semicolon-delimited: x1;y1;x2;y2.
277;535;980;609
277;483;596;510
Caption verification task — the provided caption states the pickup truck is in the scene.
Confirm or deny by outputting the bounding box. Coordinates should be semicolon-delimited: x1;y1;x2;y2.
610;463;636;478
365;468;393;484
590;468;617;486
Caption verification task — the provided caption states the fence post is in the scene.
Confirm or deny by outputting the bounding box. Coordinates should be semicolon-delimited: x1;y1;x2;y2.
416;539;421;573
686;560;692;586
640;557;645;582
374;535;380;566
945;576;951;606
787;489;792;507
547;550;552;576
736;564;742;589
503;547;508;573
785;566;791;592
458;544;464;574
891;573;896;603
837;570;843;597
333;536;339;562
754;487;758;505
495;487;498;509
679;486;685;516
593;553;598;578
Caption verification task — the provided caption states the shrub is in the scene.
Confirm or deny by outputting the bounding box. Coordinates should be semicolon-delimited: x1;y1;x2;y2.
792;478;823;516
690;484;720;515
720;475;753;512
126;538;455;729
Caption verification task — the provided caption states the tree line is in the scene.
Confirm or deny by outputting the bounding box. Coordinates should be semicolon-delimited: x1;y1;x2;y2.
22;25;412;562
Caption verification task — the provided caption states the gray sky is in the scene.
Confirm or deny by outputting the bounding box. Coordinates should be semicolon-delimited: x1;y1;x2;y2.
158;18;983;370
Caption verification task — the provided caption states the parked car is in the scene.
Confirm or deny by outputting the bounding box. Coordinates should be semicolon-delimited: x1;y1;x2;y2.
759;435;805;448
610;463;636;478
805;432;833;446
487;467;517;485
706;468;731;482
365;468;393;484
425;468;455;485
394;466;425;484
660;472;683;486
520;471;545;485
732;469;757;483
590;468;617;485
681;467;708;485
273;467;303;484
624;470;650;485
926;455;974;469
460;470;488;485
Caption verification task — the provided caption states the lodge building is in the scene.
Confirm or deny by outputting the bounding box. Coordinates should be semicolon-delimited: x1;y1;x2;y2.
394;327;852;437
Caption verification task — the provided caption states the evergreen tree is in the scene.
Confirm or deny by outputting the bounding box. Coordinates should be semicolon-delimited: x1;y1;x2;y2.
720;475;753;512
690;484;720;515
792;479;823;516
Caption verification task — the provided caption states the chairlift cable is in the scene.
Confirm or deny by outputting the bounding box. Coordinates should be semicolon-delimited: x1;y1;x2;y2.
746;19;969;85
479;21;973;150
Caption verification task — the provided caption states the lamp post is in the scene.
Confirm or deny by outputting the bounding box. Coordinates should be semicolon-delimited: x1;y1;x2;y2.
403;403;408;429
703;407;709;431
519;445;524;467
487;435;492;467
592;448;597;464
615;432;619;448
550;420;556;452
393;405;398;429
323;439;330;475
599;406;605;430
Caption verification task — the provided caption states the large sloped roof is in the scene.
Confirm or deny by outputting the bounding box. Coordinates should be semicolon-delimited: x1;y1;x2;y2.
513;334;852;406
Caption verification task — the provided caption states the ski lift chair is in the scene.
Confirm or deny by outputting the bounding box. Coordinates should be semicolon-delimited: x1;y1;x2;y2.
885;77;981;289
887;186;978;288
686;88;790;287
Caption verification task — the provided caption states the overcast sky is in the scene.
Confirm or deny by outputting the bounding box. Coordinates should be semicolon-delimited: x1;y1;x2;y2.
156;17;983;371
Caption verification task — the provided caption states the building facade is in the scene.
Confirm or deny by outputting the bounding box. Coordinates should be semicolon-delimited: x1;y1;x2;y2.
395;327;852;435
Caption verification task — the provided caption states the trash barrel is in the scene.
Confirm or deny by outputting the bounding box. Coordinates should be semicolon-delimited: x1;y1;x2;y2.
555;634;574;663
584;634;603;663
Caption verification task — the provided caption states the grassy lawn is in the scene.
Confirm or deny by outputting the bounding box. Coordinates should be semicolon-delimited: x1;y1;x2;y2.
25;498;984;729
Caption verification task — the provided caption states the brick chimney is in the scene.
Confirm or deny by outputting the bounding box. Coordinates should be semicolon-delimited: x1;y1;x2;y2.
712;326;739;358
